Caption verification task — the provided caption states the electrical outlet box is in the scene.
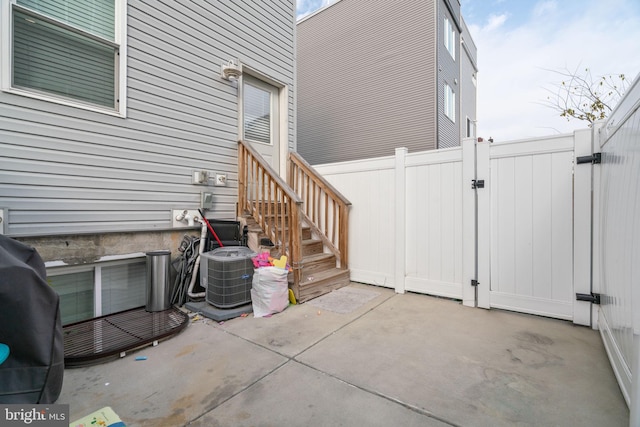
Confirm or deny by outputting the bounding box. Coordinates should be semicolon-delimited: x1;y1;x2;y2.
215;173;227;186
201;192;214;210
192;170;208;185
171;209;201;228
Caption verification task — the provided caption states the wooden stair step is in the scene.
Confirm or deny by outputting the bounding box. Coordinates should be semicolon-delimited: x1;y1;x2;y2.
302;239;323;256
297;268;350;303
300;252;336;275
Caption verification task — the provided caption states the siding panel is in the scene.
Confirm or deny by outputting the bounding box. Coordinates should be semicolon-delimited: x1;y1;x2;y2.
297;0;438;164
437;3;460;149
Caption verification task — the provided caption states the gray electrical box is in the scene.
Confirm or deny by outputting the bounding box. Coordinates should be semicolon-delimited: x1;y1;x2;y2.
201;192;214;210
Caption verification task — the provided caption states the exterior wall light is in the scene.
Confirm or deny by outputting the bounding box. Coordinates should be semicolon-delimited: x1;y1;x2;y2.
221;60;242;81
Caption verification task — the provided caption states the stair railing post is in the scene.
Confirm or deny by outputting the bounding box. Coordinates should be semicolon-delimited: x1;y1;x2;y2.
339;204;349;269
238;142;246;216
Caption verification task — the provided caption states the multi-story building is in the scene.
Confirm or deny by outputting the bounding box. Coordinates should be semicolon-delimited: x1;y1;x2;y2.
297;0;478;164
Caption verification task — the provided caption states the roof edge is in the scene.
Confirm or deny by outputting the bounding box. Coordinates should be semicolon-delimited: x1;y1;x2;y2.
297;0;345;24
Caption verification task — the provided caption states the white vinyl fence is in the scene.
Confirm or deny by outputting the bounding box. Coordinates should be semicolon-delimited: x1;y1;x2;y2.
596;75;640;417
314;133;594;323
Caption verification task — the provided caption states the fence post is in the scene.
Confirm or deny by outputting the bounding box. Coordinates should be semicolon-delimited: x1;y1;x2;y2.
573;128;593;326
476;141;491;309
591;121;604;330
394;147;407;294
462;138;476;307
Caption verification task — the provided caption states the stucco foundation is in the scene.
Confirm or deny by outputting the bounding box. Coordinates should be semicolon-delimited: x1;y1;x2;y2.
16;229;200;266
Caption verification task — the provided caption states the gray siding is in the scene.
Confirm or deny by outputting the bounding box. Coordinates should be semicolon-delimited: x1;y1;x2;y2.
437;1;461;149
460;17;478;139
0;0;295;237
297;0;437;165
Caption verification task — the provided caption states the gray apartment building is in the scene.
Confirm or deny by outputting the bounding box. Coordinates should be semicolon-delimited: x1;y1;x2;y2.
297;0;478;164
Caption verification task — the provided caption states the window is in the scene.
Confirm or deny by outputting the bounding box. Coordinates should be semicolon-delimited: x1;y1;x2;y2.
240;72;282;171
444;17;455;59
243;81;272;145
466;117;475;138
2;0;126;114
48;258;146;325
444;83;455;122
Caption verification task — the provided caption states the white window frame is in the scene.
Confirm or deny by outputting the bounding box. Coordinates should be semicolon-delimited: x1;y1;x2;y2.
238;65;289;175
241;73;278;147
444;17;455;59
445;83;455;122
0;0;128;117
466;117;475;138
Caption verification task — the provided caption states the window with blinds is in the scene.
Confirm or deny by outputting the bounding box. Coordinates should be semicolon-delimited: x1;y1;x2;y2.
11;0;119;110
243;82;272;145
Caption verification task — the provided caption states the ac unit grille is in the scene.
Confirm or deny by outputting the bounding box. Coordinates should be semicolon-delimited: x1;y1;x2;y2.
201;247;255;308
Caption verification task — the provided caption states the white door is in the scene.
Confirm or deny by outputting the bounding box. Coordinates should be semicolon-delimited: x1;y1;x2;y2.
241;74;280;173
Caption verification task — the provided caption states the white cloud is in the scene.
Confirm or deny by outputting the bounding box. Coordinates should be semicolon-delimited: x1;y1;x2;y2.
484;13;508;31
468;0;640;141
532;1;557;18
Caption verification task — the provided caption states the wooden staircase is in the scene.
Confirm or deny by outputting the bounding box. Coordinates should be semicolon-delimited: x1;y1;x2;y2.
238;141;351;303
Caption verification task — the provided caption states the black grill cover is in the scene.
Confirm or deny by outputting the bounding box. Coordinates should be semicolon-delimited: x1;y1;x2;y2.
0;236;64;403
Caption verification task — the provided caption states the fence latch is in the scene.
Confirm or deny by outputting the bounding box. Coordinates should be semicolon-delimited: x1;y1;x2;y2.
471;179;485;189
471;279;479;287
576;152;602;165
576;292;601;305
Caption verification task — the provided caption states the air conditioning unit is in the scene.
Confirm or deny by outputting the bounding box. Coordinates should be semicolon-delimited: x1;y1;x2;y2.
200;247;256;308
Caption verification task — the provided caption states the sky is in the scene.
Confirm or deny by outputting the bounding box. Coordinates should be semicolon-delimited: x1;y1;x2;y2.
296;0;640;141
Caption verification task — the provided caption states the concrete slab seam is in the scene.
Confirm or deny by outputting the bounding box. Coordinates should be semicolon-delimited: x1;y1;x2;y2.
184;359;290;425
290;292;398;359
183;292;401;425
293;359;462;427
208;291;397;361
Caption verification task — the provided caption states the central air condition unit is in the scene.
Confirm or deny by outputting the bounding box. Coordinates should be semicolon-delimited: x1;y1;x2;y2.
200;247;256;308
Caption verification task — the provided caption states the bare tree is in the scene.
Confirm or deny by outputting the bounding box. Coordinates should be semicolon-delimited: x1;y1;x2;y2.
544;67;629;125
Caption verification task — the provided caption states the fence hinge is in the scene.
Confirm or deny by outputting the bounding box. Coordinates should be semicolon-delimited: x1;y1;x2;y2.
576;292;601;305
576;152;602;165
471;279;479;287
471;179;485;189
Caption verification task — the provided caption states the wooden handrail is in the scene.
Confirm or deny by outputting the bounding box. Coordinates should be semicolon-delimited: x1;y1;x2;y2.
238;141;303;283
288;151;351;268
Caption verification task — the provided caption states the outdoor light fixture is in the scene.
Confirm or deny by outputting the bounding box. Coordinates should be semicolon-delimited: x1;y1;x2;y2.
221;59;242;81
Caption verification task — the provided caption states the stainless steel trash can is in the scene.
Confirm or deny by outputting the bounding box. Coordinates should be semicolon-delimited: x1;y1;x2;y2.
146;250;171;312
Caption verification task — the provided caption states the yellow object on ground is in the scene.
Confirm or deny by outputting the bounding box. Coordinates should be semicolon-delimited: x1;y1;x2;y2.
288;288;297;305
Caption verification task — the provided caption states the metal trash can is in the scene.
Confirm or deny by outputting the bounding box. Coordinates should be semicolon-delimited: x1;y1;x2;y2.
146;250;171;312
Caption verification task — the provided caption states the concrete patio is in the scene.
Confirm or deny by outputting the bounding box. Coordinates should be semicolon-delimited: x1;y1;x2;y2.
59;283;629;426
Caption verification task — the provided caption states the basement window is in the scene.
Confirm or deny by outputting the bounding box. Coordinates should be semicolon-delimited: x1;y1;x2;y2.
47;257;146;325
